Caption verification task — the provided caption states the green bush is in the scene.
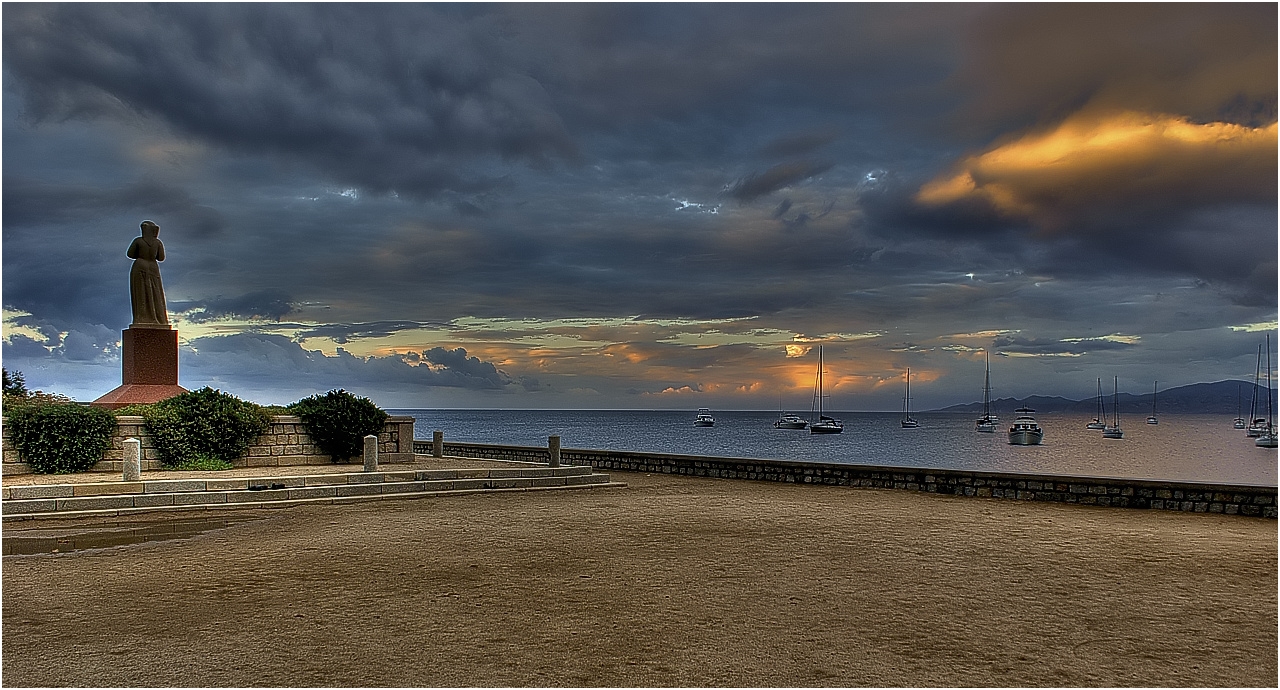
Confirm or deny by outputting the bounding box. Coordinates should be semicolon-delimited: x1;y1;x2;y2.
143;387;271;468
288;389;388;462
6;402;117;474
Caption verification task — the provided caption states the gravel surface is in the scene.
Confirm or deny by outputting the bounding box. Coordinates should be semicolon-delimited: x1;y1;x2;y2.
2;471;1275;687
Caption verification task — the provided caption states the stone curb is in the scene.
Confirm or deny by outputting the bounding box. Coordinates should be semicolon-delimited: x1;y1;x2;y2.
1;481;628;522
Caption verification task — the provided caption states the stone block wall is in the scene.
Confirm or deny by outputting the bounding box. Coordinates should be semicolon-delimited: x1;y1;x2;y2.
412;439;1278;519
2;415;415;475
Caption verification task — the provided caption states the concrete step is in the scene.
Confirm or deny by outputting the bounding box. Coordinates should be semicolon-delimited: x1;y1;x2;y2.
2;465;622;521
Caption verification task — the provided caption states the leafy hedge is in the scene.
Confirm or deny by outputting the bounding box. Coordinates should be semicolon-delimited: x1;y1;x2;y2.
143;387;271;469
288;389;388;462
5;402;117;474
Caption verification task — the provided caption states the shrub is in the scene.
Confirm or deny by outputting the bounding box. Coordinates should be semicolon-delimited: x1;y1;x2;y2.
143;387;271;468
6;402;117;474
288;389;388;462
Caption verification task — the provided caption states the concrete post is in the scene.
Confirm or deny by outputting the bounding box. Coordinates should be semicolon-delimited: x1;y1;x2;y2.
363;434;378;472
548;435;561;467
432;430;444;458
122;438;141;482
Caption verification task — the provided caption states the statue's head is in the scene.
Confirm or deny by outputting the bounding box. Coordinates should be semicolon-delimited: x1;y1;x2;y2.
140;220;159;238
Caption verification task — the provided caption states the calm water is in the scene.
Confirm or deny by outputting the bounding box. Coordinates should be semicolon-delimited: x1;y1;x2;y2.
390;409;1277;486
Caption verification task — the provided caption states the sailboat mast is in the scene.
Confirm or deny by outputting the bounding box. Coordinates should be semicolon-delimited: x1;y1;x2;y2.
1152;381;1157;416
1113;376;1120;426
1250;344;1262;421
1267;334;1273;428
982;352;991;417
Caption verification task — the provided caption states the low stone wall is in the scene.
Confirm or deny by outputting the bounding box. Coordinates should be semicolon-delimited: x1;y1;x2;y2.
413;439;1278;519
2;415;415;475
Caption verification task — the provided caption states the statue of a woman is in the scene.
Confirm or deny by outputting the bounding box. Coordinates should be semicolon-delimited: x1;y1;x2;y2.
128;220;169;328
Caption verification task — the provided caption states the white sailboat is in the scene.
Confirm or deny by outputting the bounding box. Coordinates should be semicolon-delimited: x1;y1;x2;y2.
1086;378;1107;430
1146;381;1159;425
975;351;995;432
1247;344;1268;437
1102;376;1124;439
810;346;843;434
900;367;919;428
1256;334;1276;448
1234;383;1247;429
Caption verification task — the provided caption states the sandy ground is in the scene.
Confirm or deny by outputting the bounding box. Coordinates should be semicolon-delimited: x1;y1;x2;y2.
2;470;1275;687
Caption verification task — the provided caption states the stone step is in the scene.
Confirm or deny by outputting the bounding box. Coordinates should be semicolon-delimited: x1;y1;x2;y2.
2;466;621;521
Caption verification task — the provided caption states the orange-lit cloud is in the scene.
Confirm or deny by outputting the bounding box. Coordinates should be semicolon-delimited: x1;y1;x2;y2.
917;112;1277;230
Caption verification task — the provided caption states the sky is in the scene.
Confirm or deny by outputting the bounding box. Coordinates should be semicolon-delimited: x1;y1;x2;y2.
2;3;1277;410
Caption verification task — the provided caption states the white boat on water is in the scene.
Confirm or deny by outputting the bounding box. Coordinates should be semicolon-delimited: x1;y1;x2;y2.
694;408;715;427
1007;407;1044;445
809;346;843;434
1247;344;1268;437
1086;378;1107;430
1256;334;1276;449
773;412;808;429
1102;376;1124;439
1146;381;1159;424
1234;383;1247;429
975;350;996;432
901;368;919;428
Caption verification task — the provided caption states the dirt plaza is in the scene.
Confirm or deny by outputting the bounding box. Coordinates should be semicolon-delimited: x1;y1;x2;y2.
2;468;1275;687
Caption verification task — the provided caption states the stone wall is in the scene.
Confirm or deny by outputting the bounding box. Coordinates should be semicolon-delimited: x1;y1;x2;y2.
413;439;1278;519
2;415;415;475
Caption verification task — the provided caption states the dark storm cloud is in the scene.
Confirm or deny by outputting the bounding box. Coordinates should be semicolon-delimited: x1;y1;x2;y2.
993;335;1136;357
725;160;835;202
187;334;512;391
949;3;1277;139
291;321;448;344
171;291;296;323
3;176;226;236
759;127;841;159
3;3;578;199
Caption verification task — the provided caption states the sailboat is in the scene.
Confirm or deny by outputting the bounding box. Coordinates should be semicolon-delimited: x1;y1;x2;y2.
809;346;843;434
1233;383;1247;429
774;395;808;429
900;368;919;428
1256;334;1276;448
975;351;996;432
1086;378;1107;430
1146;381;1159;424
1247;344;1268;437
1102;376;1124;439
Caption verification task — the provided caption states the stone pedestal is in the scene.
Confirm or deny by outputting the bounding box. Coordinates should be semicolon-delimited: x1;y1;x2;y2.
92;327;187;409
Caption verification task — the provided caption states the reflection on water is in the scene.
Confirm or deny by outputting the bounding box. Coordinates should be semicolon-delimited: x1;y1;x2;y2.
395;409;1278;486
3;516;262;556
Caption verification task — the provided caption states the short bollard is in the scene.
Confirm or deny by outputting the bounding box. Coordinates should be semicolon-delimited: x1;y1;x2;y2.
548;435;561;468
432;430;444;458
122;438;141;482
363;434;379;472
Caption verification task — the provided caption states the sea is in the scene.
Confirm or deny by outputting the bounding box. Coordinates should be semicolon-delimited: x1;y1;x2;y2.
389;409;1277;487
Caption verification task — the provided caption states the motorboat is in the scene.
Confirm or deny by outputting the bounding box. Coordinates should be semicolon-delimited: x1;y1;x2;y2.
901;367;919;428
1007;407;1044;445
1102;376;1124;439
694;408;715;427
975;350;995;432
773;412;808;429
809;346;843;434
1086;378;1107;429
1146;381;1158;424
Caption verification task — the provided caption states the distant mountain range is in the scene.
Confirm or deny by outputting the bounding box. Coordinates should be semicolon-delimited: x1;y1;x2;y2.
932;380;1278;416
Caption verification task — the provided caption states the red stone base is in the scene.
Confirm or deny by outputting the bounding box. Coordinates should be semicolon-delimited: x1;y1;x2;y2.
91;383;188;409
91;327;186;408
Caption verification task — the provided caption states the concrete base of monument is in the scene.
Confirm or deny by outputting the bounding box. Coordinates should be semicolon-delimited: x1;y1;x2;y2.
91;383;188;409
